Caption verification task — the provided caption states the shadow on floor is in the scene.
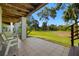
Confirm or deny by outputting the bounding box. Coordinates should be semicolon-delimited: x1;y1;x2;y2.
68;46;79;56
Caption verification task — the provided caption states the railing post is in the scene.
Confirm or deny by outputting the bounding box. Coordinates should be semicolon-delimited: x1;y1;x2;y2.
71;25;74;46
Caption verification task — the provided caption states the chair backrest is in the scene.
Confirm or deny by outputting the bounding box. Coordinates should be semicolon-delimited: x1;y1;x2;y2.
4;32;13;38
1;33;7;41
0;34;6;56
0;34;4;44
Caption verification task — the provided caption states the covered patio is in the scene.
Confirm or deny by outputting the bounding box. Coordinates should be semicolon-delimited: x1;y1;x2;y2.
0;3;79;56
0;3;46;56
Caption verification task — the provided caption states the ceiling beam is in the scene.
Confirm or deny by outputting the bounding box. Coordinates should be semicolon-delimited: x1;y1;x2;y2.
2;14;20;18
2;22;10;25
10;3;34;10
27;3;46;16
19;3;34;9
2;7;27;17
6;3;29;12
0;3;30;13
2;17;20;23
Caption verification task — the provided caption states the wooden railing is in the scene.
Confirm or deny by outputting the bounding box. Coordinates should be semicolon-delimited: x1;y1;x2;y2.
71;21;79;46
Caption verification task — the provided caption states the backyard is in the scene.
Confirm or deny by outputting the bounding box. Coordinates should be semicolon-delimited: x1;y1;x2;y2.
29;31;79;47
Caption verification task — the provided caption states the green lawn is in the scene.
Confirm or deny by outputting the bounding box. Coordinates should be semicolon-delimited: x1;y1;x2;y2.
29;31;79;47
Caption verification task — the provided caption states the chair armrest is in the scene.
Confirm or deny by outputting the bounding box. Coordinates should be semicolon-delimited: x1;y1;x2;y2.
7;37;14;40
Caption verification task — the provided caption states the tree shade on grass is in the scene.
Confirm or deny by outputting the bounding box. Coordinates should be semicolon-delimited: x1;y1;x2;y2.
29;31;79;47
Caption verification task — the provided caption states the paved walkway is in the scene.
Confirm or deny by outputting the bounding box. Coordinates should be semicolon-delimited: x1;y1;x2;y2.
18;37;70;56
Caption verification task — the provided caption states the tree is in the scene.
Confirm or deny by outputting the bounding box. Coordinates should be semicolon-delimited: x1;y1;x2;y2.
31;19;39;31
26;17;33;35
57;25;64;31
63;4;78;23
37;7;50;31
37;7;50;22
51;3;79;37
46;3;79;32
26;16;39;36
51;3;79;23
41;22;48;31
38;6;58;20
48;24;58;31
57;4;79;36
37;7;57;31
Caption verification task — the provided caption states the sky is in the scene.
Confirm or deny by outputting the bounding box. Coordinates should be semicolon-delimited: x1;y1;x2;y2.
32;3;66;27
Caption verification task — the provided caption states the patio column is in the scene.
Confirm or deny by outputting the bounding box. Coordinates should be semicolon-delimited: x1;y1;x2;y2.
14;23;17;35
0;6;2;33
10;22;14;33
21;17;27;40
14;23;19;35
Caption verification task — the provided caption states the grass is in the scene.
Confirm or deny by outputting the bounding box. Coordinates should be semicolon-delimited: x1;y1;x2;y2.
29;31;79;47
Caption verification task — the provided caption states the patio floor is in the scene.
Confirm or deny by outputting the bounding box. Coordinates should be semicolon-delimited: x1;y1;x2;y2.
18;37;70;56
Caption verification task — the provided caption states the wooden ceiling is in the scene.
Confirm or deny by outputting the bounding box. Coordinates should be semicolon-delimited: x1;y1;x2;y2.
0;3;45;24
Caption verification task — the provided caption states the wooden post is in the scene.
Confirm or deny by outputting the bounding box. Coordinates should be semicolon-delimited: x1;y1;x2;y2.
71;25;74;46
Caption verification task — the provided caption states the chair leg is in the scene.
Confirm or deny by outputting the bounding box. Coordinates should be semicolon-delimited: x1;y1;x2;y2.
4;39;18;56
4;42;10;56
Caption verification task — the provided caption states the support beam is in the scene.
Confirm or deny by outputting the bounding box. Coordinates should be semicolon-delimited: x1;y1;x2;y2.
2;7;27;17
14;22;20;35
28;3;46;16
14;23;18;35
0;6;2;33
4;4;29;12
21;17;27;40
10;22;14;33
19;4;34;9
2;16;20;23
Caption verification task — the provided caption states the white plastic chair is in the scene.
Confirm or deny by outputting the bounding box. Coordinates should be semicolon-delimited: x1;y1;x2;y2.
1;33;18;56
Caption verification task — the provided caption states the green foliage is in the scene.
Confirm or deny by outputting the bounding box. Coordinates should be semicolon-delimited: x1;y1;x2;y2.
41;22;48;31
2;23;9;32
28;4;79;32
48;24;58;31
37;7;50;22
63;4;78;22
31;19;39;31
26;16;40;36
50;8;56;19
53;3;79;23
57;25;69;31
26;17;33;35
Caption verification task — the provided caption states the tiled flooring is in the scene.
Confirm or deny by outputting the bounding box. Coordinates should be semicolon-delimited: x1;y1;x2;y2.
18;37;70;56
